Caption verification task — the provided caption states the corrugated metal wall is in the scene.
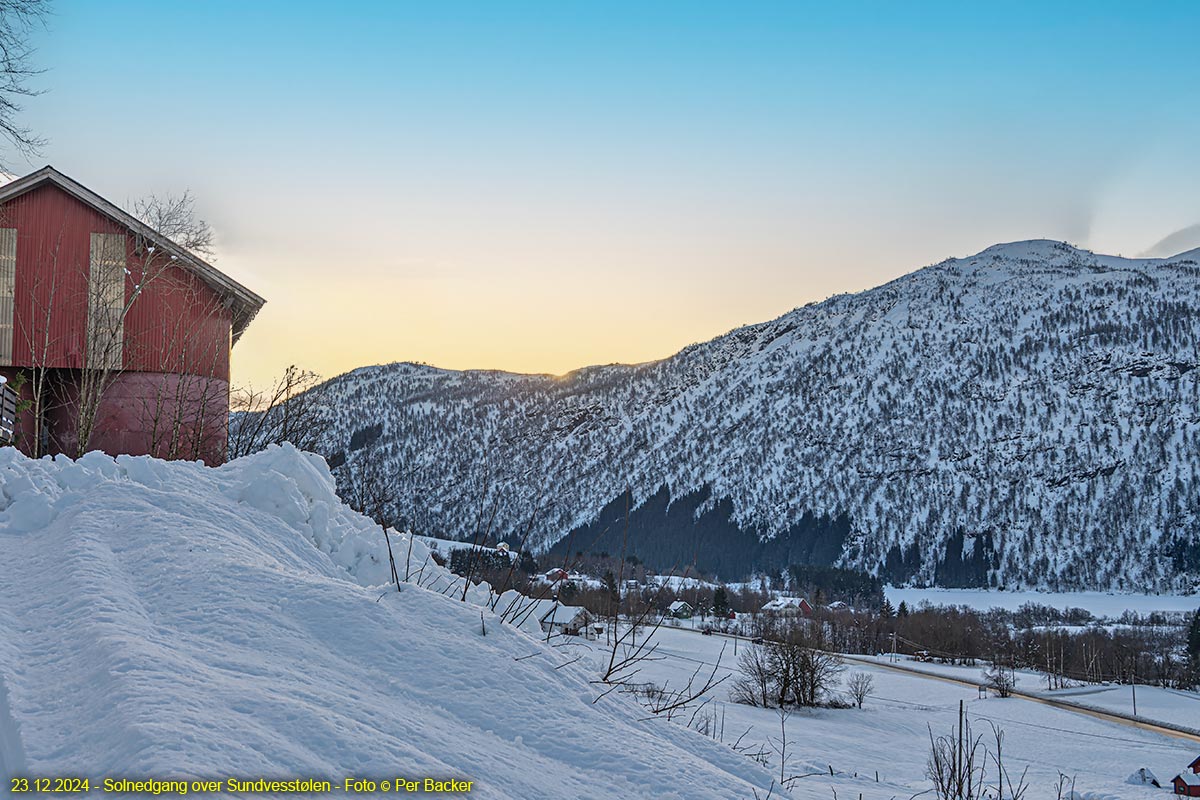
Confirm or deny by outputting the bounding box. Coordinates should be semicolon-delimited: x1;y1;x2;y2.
0;183;232;381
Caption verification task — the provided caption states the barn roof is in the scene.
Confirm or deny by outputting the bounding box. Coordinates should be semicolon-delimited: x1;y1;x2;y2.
762;596;808;611
528;597;588;628
0;166;266;343
1177;772;1200;787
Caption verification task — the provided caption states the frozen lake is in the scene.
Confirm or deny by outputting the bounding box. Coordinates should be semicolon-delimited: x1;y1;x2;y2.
884;586;1199;617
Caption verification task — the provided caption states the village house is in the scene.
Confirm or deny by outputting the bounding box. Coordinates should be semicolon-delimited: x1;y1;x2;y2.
536;602;590;637
0;166;264;463
760;596;814;617
1174;756;1200;797
667;600;693;619
528;599;592;638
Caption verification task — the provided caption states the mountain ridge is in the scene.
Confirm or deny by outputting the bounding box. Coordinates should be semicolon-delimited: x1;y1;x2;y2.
275;240;1200;591
342;239;1200;381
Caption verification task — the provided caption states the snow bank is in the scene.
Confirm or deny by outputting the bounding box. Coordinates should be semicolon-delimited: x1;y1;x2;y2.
0;445;770;798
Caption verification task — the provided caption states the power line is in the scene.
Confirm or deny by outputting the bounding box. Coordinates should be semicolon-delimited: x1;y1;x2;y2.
971;710;1191;751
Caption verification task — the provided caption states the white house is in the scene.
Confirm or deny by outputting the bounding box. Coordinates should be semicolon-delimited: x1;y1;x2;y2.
668;600;694;619
525;598;591;636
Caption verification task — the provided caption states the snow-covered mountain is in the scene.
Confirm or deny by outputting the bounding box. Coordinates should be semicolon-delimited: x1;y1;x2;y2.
307;240;1200;592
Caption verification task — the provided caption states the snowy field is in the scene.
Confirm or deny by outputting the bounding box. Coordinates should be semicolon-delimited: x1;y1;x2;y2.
886;586;1200;617
1045;684;1200;733
863;655;1200;734
573;626;1199;800
0;446;774;799
2;444;1196;800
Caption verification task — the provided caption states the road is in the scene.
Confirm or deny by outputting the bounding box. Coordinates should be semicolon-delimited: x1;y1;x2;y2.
674;625;1200;745
840;652;1200;744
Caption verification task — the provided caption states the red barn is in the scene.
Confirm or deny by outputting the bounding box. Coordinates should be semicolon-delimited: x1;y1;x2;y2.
0;166;264;464
1174;756;1200;796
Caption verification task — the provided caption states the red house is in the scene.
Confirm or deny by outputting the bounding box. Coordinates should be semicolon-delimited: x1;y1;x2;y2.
0;166;264;464
760;596;814;617
1174;756;1200;797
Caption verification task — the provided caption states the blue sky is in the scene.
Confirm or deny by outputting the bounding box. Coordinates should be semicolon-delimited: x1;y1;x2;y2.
17;1;1200;383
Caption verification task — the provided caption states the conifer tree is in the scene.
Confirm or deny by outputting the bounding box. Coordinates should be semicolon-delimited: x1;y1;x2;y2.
713;586;730;617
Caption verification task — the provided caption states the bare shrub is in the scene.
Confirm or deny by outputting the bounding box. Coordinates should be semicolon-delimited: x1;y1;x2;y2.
984;661;1016;698
228;365;326;458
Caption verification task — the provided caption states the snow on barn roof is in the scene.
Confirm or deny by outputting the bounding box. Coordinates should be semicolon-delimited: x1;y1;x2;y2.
762;596;808;611
1177;772;1200;787
541;604;587;627
0;166;266;342
518;597;586;627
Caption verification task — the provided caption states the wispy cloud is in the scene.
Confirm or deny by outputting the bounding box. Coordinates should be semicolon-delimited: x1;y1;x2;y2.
1139;223;1200;258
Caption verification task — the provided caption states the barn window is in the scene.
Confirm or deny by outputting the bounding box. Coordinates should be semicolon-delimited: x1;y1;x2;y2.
87;232;127;370
0;228;15;365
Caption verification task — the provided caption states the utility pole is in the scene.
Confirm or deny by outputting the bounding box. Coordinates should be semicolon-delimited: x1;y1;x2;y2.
1131;655;1138;717
891;631;897;664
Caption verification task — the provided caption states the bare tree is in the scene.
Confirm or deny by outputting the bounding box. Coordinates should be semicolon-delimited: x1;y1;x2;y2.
338;442;402;525
635;642;729;721
801;648;844;707
227;365;326;458
845;671;874;709
0;0;48;165
927;703;1030;800
986;721;1030;800
131;193;214;257
927;701;986;800
768;705;793;788
73;193;215;457
133;269;230;462
12;221;66;456
730;634;843;709
731;642;774;707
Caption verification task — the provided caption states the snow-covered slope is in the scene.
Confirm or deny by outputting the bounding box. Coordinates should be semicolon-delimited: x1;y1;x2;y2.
0;445;772;798
281;240;1200;591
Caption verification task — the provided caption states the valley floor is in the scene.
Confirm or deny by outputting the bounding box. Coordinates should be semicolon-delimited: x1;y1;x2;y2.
884;587;1200;617
2;445;1195;800
573;624;1198;800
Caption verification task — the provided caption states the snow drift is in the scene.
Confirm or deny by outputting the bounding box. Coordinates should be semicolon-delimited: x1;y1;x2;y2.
0;445;770;798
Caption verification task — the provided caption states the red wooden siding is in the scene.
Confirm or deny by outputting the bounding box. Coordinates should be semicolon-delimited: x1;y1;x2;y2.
4;183;107;369
0;174;248;463
0;182;232;379
123;247;232;381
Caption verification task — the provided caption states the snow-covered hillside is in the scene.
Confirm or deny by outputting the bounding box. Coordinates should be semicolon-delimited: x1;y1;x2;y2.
591;625;1198;800
278;240;1200;591
0;446;773;798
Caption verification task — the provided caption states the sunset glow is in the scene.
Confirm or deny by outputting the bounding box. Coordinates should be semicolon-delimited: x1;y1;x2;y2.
18;0;1200;386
